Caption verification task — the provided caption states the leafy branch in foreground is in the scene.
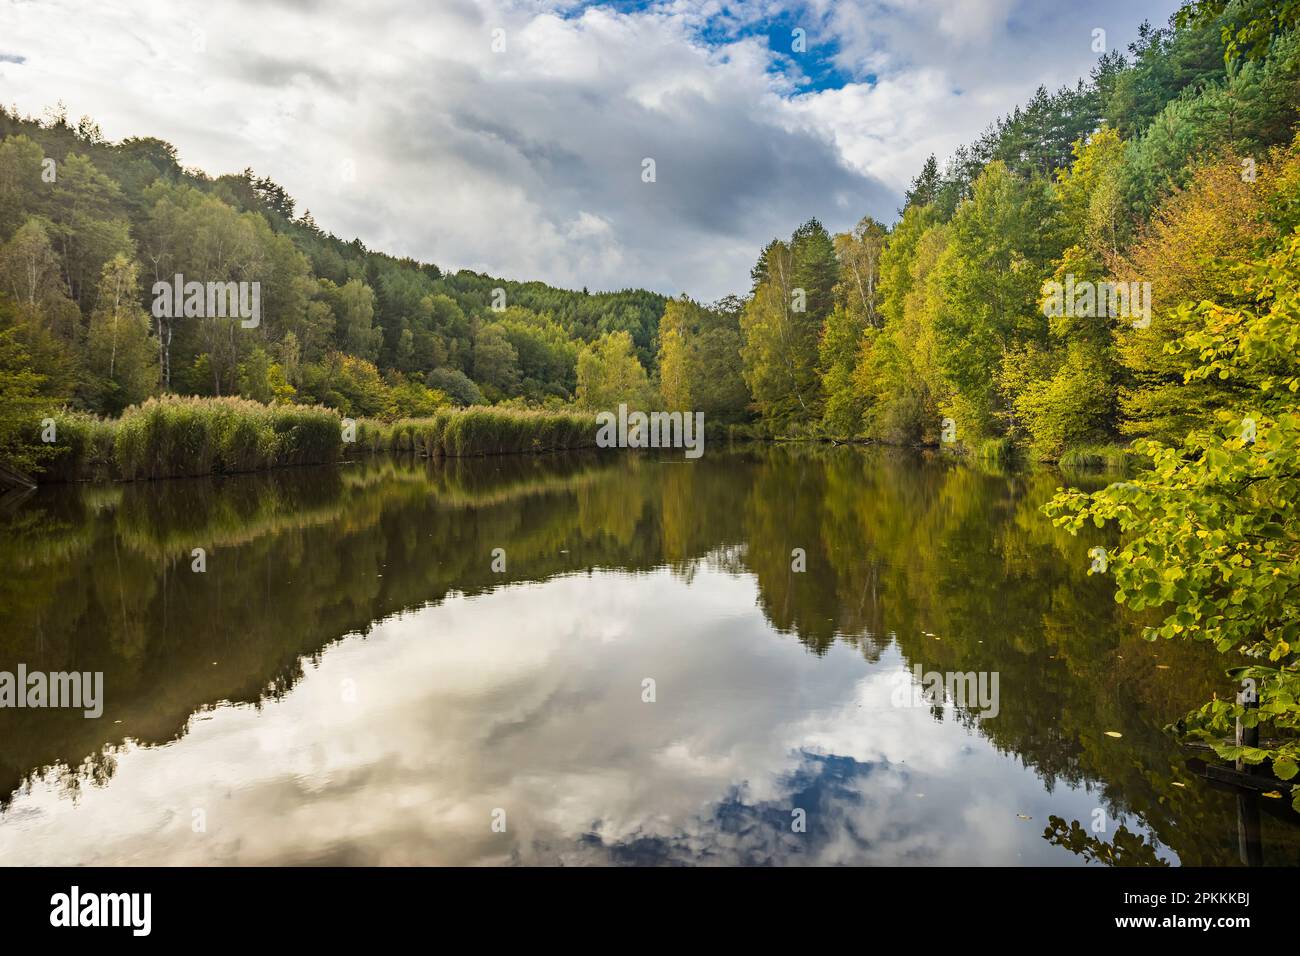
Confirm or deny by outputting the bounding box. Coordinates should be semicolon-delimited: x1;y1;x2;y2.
1045;230;1300;806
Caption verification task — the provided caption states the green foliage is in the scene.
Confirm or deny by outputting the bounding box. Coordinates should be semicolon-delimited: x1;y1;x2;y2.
111;395;340;479
656;295;750;423
930;162;1060;440
6;0;1300;488
26;395;596;482
1057;444;1132;472
1054;126;1128;261
818;305;867;437
973;437;1016;463
298;352;389;418
1178;0;1300;64
1046;231;1300;806
1117;142;1300;441
435;407;593;457
740;220;837;429
0;327;59;477
385;375;448;419
819;12;1300;465
1003;341;1117;459
1120;31;1300;217
37;410;116;481
83;253;156;414
319;277;381;361
0;104;669;431
576;330;652;410
494;308;578;402
427;367;484;407
471;322;521;400
1099;15;1228;138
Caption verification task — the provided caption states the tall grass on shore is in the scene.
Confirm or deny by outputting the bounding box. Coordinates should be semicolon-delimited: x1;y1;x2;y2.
1056;444;1130;472
113;397;342;479
338;407;594;460
30;396;600;483
31;409;117;483
973;437;1016;463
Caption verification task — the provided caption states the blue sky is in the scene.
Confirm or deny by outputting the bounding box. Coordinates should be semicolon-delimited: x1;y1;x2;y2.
0;0;1185;299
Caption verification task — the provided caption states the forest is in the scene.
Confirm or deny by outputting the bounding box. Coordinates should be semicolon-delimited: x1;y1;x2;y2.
3;3;1299;481
702;1;1300;464
0;100;667;479
2;0;1300;858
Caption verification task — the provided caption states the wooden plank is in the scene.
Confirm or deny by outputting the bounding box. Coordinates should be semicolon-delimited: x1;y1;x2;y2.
1186;757;1294;793
0;462;36;490
1182;738;1288;755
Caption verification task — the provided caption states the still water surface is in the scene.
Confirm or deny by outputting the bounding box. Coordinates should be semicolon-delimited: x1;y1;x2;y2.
1;446;1296;865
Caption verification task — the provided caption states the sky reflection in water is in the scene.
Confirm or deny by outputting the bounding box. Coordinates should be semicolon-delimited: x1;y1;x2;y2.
0;447;1293;865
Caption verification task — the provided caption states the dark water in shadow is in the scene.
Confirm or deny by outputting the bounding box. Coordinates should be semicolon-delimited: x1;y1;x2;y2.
1;445;1296;865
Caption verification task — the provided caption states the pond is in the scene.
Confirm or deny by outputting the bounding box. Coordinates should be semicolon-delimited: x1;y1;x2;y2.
1;445;1296;865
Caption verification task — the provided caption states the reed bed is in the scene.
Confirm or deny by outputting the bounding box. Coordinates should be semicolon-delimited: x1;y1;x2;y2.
111;396;341;480
32;397;600;482
973;436;1016;463
1056;443;1130;472
340;407;594;460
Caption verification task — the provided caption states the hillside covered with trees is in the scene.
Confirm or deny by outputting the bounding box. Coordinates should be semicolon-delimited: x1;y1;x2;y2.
664;0;1300;463
2;0;1300;475
0;105;666;443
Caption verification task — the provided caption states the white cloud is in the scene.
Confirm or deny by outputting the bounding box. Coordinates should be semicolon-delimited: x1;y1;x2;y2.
0;0;1182;300
0;570;1151;865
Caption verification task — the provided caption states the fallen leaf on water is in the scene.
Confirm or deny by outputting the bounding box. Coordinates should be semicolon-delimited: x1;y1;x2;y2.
1105;731;1123;738
1171;781;1185;788
1262;791;1283;799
